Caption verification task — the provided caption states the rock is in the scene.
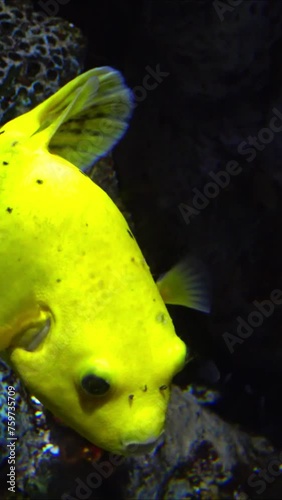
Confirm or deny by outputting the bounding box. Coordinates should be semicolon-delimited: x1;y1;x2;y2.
125;385;276;500
0;0;85;124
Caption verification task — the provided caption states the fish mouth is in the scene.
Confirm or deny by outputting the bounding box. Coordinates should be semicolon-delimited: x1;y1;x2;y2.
122;433;165;455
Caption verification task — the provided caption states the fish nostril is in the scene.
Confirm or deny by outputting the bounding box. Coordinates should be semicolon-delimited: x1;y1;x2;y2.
124;434;164;455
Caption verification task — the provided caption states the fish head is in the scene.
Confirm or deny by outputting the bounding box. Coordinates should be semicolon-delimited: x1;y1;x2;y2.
9;289;187;456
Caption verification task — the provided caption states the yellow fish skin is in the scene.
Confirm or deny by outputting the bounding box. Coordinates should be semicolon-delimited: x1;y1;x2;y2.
0;67;187;455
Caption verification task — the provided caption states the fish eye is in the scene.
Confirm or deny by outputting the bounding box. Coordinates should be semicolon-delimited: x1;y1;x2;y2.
81;374;110;396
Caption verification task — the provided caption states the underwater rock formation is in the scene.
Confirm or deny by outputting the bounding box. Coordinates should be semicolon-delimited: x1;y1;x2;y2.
125;386;276;499
0;0;85;124
0;360;58;498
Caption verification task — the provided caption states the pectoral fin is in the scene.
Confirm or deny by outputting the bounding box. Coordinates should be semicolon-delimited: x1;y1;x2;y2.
157;258;211;313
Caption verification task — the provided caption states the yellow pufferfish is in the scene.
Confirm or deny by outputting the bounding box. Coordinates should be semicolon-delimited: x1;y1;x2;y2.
0;67;210;455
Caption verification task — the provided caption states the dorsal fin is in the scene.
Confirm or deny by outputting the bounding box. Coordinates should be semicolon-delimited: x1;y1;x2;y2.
2;67;133;170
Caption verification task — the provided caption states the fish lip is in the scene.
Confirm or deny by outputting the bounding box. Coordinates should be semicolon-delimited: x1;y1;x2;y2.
121;433;165;456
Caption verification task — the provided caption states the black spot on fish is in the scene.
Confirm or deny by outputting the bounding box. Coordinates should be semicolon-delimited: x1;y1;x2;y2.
3;161;8;165
156;312;166;324
65;127;82;135
0;130;5;135
159;385;168;391
127;229;134;239
85;223;89;227
6;207;13;213
131;257;135;262
11;141;18;147
128;394;134;401
89;130;101;137
36;179;43;184
56;279;61;283
142;385;148;392
62;117;87;125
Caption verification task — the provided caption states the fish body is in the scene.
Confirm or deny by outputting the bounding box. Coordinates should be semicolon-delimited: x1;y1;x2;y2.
0;68;190;455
